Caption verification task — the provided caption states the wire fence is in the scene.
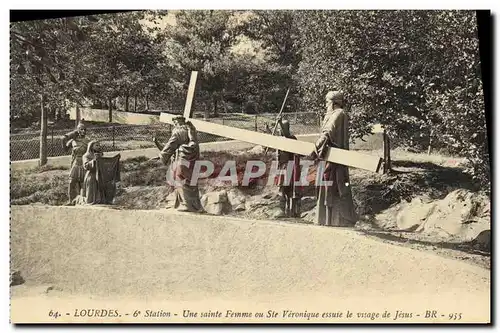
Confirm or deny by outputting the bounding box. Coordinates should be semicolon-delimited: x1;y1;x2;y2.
10;111;321;161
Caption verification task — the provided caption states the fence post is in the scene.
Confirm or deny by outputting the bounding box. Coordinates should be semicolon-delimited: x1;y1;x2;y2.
387;132;392;171
383;129;392;174
39;94;48;166
255;115;258;131
112;125;115;150
51;125;54;157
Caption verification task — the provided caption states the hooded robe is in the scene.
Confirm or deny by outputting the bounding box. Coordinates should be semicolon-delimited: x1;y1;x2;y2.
314;107;358;226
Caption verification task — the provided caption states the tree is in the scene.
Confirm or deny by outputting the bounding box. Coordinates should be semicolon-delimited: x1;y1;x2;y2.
239;10;301;113
11;16;93;164
79;11;172;116
163;10;243;118
294;10;488;184
241;10;301;69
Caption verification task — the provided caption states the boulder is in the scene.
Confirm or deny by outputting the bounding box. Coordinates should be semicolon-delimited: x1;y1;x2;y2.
301;196;317;213
227;190;246;212
301;208;316;223
201;190;231;215
472;230;491;252
372;196;434;231
247;145;264;154
164;191;177;209
10;270;24;287
416;189;490;242
373;189;491;243
396;197;437;231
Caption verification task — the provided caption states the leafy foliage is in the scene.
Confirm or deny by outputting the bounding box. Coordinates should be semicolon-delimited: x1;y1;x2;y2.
294;10;488;185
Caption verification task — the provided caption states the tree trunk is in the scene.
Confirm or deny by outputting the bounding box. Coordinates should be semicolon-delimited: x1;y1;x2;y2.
204;99;209;120
108;97;113;123
75;103;81;128
125;95;129;112
213;97;218;118
258;94;264;114
386;132;392;171
39;94;48;166
383;129;391;174
56;107;63;122
145;94;149;110
427;128;434;155
49;105;56;122
134;95;137;112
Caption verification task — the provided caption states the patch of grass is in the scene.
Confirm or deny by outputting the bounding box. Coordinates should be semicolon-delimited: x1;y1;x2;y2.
11;169;68;205
114;186;173;210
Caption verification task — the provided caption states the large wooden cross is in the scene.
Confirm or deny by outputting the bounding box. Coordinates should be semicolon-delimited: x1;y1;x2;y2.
70;71;383;173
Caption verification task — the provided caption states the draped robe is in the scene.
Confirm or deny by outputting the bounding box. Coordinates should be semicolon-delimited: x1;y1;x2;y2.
159;125;203;212
62;130;89;202
82;151;100;204
314;108;358;227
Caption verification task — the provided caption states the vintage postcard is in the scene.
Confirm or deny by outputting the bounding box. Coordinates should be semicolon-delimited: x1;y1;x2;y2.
9;9;491;324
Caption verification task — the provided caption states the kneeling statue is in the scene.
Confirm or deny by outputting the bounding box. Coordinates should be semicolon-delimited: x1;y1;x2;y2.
78;140;121;205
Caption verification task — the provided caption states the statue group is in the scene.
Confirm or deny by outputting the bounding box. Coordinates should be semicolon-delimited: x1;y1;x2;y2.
62;90;358;227
62;122;121;206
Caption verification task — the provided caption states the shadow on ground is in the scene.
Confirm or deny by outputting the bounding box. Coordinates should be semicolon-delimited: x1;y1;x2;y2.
358;228;491;256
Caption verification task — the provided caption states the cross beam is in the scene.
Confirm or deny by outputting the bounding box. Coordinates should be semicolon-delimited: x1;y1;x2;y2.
160;113;382;172
183;71;198;119
158;71;382;173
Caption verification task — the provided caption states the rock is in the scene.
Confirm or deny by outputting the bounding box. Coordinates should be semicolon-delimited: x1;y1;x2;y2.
227;190;246;212
247;145;264;154
396;197;437;231
301;196;317;212
201;190;231;215
262;192;281;200
245;197;269;210
164;191;177;209
10;270;24;287
472;230;491;252
272;209;286;219
373;196;434;231
355;217;375;230
416;189;490;242
301;208;316;223
372;189;491;245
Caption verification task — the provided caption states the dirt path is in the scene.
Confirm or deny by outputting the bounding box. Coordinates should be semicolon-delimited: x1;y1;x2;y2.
10;205;490;323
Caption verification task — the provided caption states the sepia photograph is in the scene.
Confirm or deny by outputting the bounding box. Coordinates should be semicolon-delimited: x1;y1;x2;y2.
8;9;491;324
